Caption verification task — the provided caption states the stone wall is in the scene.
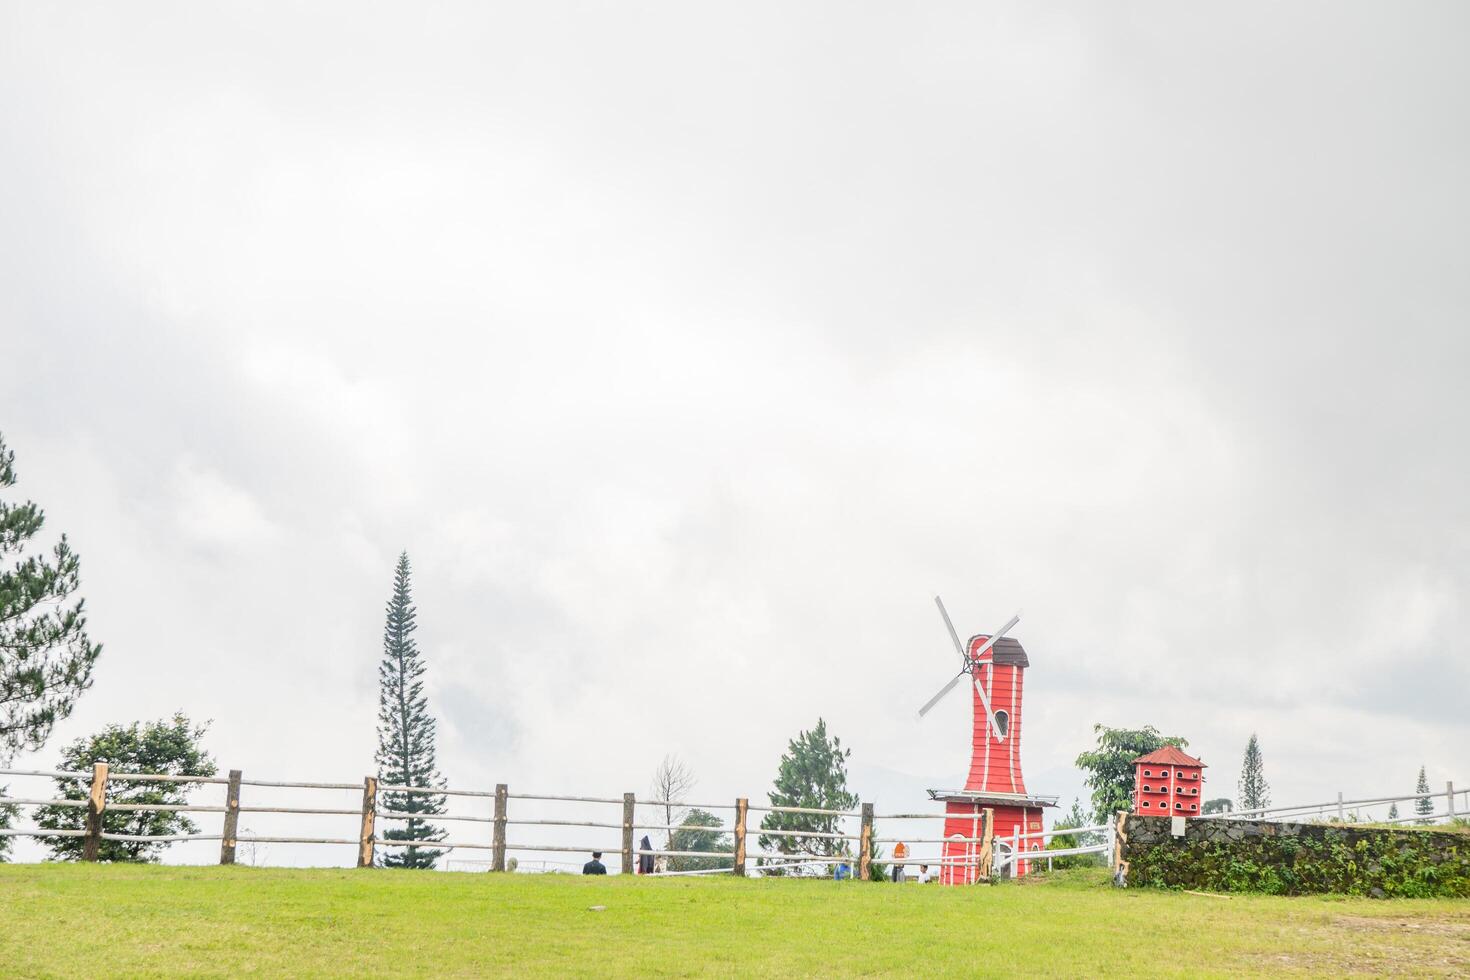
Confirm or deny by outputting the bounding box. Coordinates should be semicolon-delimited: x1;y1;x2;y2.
1121;815;1470;898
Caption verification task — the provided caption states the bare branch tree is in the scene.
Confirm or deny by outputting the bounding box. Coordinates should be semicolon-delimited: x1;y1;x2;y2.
650;754;696;852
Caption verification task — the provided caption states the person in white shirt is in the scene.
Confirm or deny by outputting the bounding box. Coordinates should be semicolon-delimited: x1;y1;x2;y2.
917;865;932;884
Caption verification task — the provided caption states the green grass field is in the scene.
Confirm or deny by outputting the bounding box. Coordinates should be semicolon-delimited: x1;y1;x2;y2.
2;865;1468;977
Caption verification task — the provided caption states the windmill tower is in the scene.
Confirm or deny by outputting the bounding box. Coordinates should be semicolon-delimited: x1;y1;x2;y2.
918;598;1056;883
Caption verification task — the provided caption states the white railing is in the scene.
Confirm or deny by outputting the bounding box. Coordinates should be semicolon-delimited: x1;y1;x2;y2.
989;821;1113;877
1226;782;1465;825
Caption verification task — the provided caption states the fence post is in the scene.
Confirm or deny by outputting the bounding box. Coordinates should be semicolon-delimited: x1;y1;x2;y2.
356;776;377;868
219;769;242;865
82;762;108;861
858;802;874;881
492;783;508;872
1337;792;1344;821
977;807;995;883
621;792;636;874
1110;811;1129;886
732;797;748;877
1449;782;1457;821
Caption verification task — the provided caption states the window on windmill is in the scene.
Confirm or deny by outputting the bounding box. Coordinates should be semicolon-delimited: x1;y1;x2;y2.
1142;801;1150;808
1144;769;1153;777
1142;784;1151;792
1190;804;1198;811
1175;802;1184;810
992;710;1010;737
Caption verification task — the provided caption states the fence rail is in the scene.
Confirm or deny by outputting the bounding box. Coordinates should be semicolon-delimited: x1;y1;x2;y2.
1229;783;1465;824
0;767;975;880
8;765;1457;880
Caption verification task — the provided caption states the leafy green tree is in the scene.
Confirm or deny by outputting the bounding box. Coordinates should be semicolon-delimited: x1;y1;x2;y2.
0;432;102;763
33;714;215;862
1387;802;1399;821
1074;724;1188;824
1415;766;1433;825
1046;798;1102;869
668;809;733;872
375;552;446;869
1238;733;1270;813
1202;797;1233;815
757;719;856;876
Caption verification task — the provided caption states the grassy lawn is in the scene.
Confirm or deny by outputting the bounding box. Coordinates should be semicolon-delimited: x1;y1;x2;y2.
2;864;1468;977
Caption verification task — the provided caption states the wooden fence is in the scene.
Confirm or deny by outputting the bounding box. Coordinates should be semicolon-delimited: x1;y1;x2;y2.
0;766;1001;882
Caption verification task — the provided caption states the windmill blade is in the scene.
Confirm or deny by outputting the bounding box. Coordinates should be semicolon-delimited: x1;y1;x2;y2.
969;612;1022;663
934;595;967;661
917;671;965;718
972;670;999;735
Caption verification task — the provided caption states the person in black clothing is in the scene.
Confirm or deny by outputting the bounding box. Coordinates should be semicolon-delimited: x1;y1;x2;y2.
582;851;607;875
638;836;654;875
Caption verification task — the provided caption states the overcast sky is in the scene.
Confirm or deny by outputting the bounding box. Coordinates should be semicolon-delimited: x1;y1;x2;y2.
3;2;1467;858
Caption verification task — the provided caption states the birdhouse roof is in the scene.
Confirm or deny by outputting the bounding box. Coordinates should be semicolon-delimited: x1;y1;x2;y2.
1131;746;1205;768
972;635;1029;668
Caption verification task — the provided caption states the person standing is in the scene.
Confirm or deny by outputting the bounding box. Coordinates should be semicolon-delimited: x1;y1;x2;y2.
638;836;654;875
582;851;607;875
892;841;908;882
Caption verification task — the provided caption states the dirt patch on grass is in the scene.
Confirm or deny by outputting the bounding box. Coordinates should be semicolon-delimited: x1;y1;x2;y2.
1260;912;1470;976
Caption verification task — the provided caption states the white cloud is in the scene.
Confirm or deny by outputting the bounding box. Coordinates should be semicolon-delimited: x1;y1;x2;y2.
1;1;1466;866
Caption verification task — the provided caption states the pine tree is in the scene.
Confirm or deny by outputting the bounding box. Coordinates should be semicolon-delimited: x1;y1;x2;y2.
375;552;446;868
0;433;102;861
1387;802;1399;821
1238;732;1270;813
0;432;101;762
757;719;857;876
1415;766;1433;825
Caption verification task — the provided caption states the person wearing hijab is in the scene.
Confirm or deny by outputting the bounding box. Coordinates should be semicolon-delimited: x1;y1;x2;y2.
638;836;655;874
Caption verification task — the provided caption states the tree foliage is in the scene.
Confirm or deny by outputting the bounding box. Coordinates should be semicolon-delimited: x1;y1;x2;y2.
1415;766;1433;824
0;789;14;861
757;719;857;875
668;809;733;872
1074;724;1188;824
1047;798;1103;869
33;714;215;862
375;552;446;869
1238;733;1270;813
1202;797;1234;815
0;431;102;763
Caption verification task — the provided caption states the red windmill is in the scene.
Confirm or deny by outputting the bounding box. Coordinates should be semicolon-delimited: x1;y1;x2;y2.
918;598;1056;884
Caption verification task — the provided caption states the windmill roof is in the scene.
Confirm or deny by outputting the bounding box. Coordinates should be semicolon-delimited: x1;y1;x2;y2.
1132;746;1205;768
971;635;1028;668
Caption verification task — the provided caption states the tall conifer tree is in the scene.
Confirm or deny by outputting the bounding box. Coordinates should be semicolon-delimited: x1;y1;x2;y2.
375;552;446;868
1238;732;1270;813
0;432;102;860
0;432;101;761
1414;765;1433;825
757;719;859;875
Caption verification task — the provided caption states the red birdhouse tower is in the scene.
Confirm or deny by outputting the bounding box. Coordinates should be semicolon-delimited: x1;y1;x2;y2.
921;605;1056;885
1131;747;1206;816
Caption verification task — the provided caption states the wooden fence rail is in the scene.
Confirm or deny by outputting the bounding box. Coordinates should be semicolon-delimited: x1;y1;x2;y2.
5;766;1224;883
